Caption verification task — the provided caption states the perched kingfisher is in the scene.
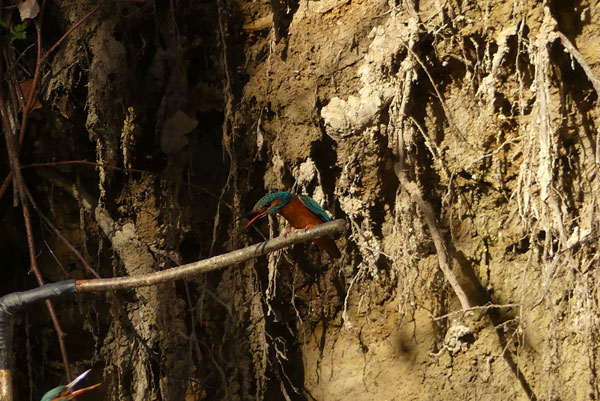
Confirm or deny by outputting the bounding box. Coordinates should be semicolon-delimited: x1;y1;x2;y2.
40;369;100;401
243;191;341;258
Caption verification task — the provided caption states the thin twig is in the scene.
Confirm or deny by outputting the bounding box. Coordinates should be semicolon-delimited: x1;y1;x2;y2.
0;170;13;201
17;20;42;148
24;159;232;209
39;0;107;65
23;184;102;279
401;41;468;143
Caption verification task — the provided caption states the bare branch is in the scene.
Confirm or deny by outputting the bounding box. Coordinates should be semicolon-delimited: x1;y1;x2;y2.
76;219;346;292
395;167;472;311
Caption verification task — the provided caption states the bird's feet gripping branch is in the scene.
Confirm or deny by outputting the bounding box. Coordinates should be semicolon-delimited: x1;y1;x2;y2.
242;191;341;259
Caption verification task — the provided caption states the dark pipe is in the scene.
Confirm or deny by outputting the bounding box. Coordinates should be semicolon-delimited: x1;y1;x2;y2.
0;280;76;401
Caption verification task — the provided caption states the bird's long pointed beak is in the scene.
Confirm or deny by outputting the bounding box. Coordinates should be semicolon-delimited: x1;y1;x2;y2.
241;198;283;229
68;383;101;398
242;209;268;229
237;210;257;222
66;369;92;390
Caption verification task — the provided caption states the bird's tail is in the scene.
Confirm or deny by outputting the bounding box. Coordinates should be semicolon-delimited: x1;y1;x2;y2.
313;236;341;259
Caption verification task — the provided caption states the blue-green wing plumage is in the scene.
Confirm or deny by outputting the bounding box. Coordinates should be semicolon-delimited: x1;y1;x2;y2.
298;195;332;222
41;386;64;401
251;191;333;222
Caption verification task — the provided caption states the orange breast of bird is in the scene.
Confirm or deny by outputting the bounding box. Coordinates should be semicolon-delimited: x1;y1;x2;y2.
279;198;341;258
278;198;324;229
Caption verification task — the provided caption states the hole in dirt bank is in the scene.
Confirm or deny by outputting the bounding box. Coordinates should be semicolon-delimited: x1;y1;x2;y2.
505;236;530;256
454;33;492;91
548;0;585;38
271;0;299;44
494;92;515;120
415;36;464;91
367;203;386;240
550;42;598;105
407;84;447;146
507;230;561;257
179;233;203;263
310;137;341;198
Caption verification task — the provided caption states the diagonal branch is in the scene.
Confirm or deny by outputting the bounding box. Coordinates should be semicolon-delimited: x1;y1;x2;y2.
76;219;346;292
39;0;107;65
395;166;472;312
23;184;102;279
552;31;600;98
0;86;72;381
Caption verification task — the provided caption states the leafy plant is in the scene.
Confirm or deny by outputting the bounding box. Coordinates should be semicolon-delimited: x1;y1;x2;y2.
0;19;27;42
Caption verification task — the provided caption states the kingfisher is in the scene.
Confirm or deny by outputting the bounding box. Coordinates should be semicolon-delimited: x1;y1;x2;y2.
40;369;100;401
243;191;341;258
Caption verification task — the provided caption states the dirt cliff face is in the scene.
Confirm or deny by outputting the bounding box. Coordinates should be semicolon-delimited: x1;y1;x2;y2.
3;0;600;400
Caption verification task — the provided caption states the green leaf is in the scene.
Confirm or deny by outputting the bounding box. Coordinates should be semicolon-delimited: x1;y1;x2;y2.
10;23;28;42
